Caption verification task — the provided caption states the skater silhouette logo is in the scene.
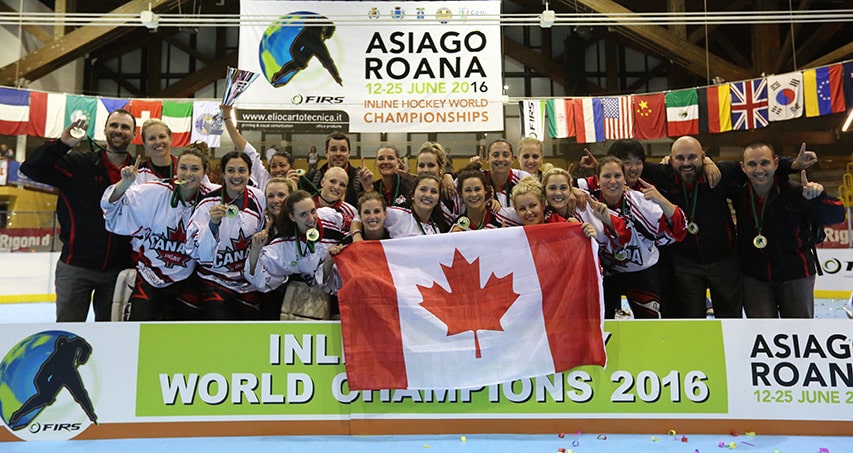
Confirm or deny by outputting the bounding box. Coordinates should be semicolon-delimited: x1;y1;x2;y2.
259;12;343;88
0;331;99;440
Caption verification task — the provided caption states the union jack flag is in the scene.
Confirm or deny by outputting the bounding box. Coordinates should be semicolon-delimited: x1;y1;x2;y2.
730;78;768;130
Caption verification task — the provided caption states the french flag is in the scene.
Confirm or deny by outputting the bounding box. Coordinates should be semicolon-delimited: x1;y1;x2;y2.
0;87;29;136
572;97;605;143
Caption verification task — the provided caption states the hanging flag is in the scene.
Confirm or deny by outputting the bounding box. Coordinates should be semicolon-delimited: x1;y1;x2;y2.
546;98;574;138
93;97;130;141
191;101;223;148
572;98;605;143
519;100;545;139
697;84;732;134
843;61;853;109
162;101;194;147
336;223;606;391
601;96;633;140
767;72;804;122
0;87;29;136
730;78;769;130
27;91;66;138
65;95;99;138
126;99;163;144
632;93;666;139
803;64;845;117
665;89;699;136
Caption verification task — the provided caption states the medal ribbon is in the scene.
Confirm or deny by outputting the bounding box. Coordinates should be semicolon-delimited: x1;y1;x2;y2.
748;184;768;238
413;211;436;235
680;181;699;225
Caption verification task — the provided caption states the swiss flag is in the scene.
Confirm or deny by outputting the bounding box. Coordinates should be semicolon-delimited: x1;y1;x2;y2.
336;222;606;391
126;99;163;144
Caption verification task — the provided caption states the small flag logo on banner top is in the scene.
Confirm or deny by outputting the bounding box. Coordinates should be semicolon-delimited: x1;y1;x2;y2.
601;96;633;140
730;78;769;130
572;98;605;143
336;223;607;391
697;84;732;134
0;87;29;136
546;99;574;138
632;94;666;139
803;64;845;117
519;100;545;139
27;91;66;138
767;72;803;122
665;89;699;136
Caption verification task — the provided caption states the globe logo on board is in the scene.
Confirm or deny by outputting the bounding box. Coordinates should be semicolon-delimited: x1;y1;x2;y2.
0;331;99;440
258;12;343;88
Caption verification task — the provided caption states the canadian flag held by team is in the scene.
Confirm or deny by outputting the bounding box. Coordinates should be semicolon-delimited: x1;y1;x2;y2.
336;222;607;391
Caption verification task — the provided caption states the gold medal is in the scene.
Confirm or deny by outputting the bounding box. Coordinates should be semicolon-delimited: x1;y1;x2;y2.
456;216;471;230
306;228;320;242
296;169;306;176
225;205;239;218
173;179;187;185
614;249;628;261
753;234;767;249
687;222;699;235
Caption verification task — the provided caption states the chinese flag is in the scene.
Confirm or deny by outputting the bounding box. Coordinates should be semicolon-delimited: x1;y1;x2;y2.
336;223;606;390
632;93;666;139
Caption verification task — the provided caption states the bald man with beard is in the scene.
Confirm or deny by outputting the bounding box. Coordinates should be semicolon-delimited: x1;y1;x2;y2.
640;136;817;318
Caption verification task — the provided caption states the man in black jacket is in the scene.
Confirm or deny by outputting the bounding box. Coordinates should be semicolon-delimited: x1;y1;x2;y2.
735;142;845;318
21;110;137;322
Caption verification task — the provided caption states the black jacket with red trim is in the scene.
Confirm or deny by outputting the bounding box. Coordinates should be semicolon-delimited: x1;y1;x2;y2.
20;140;133;271
641;161;741;264
733;177;845;282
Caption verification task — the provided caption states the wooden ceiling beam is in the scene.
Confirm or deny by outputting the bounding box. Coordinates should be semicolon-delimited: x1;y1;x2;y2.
0;2;52;44
503;35;604;94
574;0;752;82
788;23;844;71
91;62;143;96
0;0;191;86
806;42;853;68
774;0;814;72
153;51;237;98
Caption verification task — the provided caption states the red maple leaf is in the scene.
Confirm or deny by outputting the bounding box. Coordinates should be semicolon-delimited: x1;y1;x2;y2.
418;249;518;359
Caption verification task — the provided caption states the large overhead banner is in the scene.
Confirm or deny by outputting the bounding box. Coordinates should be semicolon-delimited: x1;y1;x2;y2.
238;1;504;133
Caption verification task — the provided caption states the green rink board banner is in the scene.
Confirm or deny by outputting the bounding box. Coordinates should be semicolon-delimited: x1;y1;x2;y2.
2;320;852;442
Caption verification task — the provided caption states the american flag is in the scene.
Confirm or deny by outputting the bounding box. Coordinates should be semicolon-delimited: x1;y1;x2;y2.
730;78;768;130
602;96;633;139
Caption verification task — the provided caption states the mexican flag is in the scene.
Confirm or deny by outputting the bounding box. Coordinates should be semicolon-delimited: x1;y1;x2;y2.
666;89;699;136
